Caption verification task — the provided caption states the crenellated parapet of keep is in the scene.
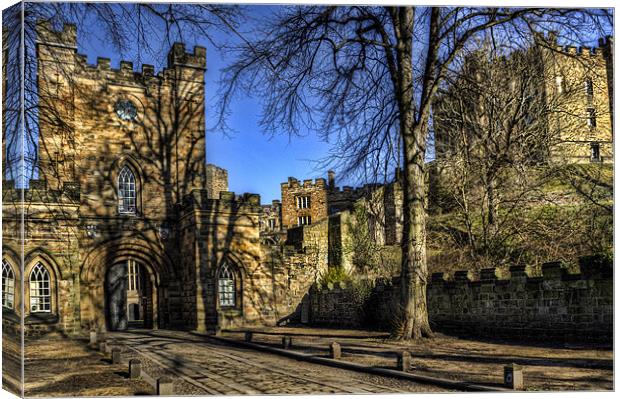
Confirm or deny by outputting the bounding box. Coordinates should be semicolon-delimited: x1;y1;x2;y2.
549;35;613;60
538;30;613;60
37;21;206;88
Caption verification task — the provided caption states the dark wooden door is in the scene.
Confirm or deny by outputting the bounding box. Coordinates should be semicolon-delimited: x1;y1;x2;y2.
106;263;128;331
140;265;154;329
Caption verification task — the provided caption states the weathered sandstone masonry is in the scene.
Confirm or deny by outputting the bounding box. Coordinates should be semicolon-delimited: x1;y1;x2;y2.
2;22;274;337
177;189;264;333
280;177;328;229
309;256;612;342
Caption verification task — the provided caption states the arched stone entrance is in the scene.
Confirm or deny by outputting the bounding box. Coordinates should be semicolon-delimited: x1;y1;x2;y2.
105;260;154;331
80;238;174;333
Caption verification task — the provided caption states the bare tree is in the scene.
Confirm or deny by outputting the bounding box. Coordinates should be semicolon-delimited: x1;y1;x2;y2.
432;38;555;263
218;6;611;339
3;3;611;340
431;26;613;270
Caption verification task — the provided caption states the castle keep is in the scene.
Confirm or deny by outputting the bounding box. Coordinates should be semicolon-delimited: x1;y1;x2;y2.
1;22;300;335
434;35;613;164
543;36;614;163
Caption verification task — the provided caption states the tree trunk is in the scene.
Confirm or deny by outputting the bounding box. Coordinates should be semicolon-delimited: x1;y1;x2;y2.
398;122;433;340
391;6;432;340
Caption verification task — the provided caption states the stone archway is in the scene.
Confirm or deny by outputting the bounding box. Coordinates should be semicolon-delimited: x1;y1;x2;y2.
105;259;155;331
80;238;173;333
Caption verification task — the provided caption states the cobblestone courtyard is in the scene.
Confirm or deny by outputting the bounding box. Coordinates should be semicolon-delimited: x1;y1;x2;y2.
3;327;613;396
221;327;613;391
109;329;447;394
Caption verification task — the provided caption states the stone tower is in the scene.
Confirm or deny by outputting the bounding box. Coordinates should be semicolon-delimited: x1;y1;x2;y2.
539;35;614;163
36;21;208;218
280;176;328;229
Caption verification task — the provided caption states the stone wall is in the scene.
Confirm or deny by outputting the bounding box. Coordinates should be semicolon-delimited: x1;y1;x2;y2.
206;164;229;199
285;218;330;273
309;256;613;342
2;185;83;336
260;245;325;325
309;282;366;327
179;189;267;333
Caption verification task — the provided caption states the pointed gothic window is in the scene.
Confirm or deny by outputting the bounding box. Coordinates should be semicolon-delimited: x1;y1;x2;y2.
218;263;236;307
118;166;136;214
30;263;51;313
2;259;15;309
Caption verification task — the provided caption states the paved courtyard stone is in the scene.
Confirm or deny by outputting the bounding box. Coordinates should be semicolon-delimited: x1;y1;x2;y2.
220;326;613;391
109;329;449;394
15;333;154;397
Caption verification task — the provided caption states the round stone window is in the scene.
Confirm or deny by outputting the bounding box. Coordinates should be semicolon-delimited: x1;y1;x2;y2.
114;99;138;121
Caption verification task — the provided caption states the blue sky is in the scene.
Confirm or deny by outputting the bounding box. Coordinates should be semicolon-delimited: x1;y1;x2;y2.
74;5;343;203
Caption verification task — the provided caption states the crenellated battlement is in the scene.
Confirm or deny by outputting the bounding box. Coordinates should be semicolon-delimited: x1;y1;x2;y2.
38;22;206;88
429;256;611;286
538;30;611;60
281;176;327;189
1;179;80;203
75;52;204;85
167;42;206;70
308;255;612;342
553;44;605;59
327;182;382;198
181;189;261;212
74;55;163;85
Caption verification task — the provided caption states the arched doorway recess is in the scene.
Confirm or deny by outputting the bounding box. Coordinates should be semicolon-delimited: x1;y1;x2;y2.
80;238;175;333
105;259;154;331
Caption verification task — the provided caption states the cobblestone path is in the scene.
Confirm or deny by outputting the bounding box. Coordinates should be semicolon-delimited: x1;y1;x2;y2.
110;329;447;395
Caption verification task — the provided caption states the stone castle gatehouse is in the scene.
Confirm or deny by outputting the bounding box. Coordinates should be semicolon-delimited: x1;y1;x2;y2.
2;22;292;336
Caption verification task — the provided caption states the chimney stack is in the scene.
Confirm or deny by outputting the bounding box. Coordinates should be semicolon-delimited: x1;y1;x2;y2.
328;170;336;189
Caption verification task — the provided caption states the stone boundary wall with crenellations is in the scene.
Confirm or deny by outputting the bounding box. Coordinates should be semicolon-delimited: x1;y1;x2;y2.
309;256;613;342
309;282;366;327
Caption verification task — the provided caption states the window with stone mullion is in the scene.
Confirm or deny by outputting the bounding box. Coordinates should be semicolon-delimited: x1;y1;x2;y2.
30;263;51;313
218;264;236;307
2;259;15;309
118;166;136;214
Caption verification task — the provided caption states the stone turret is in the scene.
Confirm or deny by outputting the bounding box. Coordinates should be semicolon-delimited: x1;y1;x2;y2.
36;21;77;48
167;42;206;70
